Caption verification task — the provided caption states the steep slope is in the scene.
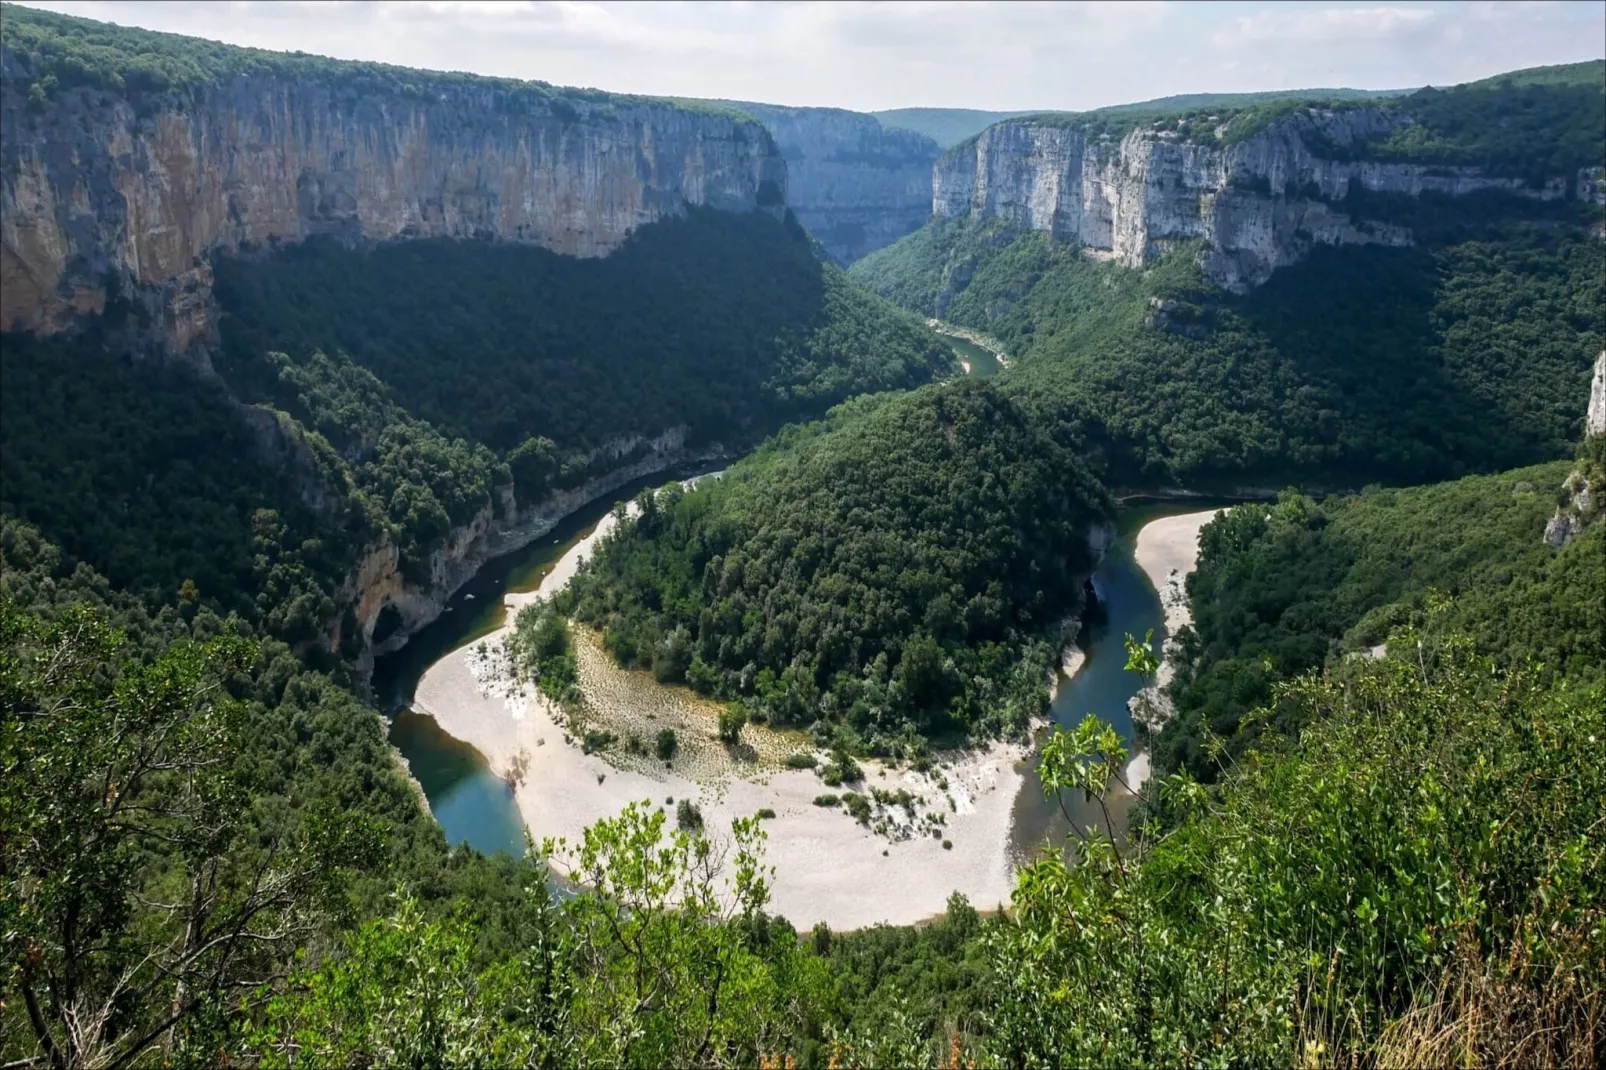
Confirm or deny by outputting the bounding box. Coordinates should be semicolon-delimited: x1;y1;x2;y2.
559;381;1114;748
853;70;1606;490
1163;460;1605;782
0;5;786;351
724;101;941;263
924;82;1603;293
0;8;953;655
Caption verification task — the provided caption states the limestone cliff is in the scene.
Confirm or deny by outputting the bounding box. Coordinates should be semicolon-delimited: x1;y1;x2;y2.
1543;351;1605;550
732;102;939;263
336;428;724;658
934;108;1592;291
1589;349;1606;439
0;48;786;349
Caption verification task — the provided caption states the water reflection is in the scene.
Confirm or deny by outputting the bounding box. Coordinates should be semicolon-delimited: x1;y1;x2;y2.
378;463;722;856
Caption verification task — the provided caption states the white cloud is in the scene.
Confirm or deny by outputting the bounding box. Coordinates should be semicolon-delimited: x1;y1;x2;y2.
8;0;1603;110
1217;6;1438;46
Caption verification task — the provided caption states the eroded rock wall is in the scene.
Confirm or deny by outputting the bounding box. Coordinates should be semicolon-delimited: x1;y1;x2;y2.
336;427;722;658
1;48;786;346
734;102;939;263
934;107;1587;291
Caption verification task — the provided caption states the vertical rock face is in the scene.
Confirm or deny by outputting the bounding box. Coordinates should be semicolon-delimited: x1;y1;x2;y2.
0;49;786;346
1588;350;1606;438
732;102;940;263
1544;350;1605;550
933;108;1583;291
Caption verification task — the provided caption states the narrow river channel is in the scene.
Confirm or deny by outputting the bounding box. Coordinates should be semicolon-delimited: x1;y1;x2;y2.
1006;502;1229;864
378;465;722;856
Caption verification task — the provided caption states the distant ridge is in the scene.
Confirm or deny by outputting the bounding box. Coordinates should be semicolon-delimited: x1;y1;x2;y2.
872;108;1037;148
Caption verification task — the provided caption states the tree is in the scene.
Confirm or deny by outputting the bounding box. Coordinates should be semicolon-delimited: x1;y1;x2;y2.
0;601;369;1068
717;706;747;745
545;803;800;1066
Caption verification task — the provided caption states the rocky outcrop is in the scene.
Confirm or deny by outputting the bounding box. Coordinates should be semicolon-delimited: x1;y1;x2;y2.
934;108;1592;291
1;50;786;349
732;103;938;263
1589;349;1606;438
334;427;725;658
1543;351;1605;550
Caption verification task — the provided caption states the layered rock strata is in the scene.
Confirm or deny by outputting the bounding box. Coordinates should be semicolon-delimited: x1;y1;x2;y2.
1;50;786;347
934;108;1594;291
733;102;939;263
335;428;725;658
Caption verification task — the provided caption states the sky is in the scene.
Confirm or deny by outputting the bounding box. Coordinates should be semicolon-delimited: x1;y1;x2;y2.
12;0;1605;112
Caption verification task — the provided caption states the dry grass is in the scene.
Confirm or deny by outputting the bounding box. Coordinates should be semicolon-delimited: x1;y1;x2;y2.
569;629;811;783
1300;929;1606;1069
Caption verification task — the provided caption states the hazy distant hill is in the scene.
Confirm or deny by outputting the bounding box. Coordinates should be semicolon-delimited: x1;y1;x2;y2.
872;107;1038;148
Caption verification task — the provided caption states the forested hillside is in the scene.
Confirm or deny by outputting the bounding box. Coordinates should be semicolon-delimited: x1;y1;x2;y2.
4;7;1604;1064
1;210;952;644
8;512;1600;1066
559;381;1113;748
855;220;1603;490
1159;460;1606;781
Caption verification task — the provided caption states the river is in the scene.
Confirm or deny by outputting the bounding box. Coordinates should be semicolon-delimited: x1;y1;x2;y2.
1007;501;1234;864
379;464;723;856
384;330;1000;854
384;483;1224;871
941;333;1003;377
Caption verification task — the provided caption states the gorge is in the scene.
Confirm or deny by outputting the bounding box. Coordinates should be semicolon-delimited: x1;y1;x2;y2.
3;4;1603;1066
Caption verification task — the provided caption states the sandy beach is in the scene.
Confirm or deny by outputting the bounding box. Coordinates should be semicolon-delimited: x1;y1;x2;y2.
1129;509;1223;726
412;500;1026;930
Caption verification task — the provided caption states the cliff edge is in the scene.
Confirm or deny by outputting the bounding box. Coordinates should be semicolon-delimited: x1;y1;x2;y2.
1;10;785;350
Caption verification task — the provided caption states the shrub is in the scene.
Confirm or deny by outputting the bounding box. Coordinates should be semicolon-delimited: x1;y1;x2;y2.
581;729;615;754
827;750;864;784
842;792;872;824
786;752;818;769
820;768;843;787
675;798;703;830
942;839;953;850
717;706;747;744
656;728;678;761
813;794;840;807
756;808;777;820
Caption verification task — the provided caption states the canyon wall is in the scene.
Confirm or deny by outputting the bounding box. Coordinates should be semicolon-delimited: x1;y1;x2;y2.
0;47;786;349
933;108;1593;291
341;428;724;658
733;102;939;263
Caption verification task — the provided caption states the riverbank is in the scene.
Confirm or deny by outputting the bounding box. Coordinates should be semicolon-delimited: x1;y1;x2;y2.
1129;509;1222;728
412;500;1026;930
927;319;1011;368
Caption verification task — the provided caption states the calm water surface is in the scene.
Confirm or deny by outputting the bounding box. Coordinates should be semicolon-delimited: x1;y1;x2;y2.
944;333;1004;377
378;465;720;857
382;464;1231;867
1007;502;1233;865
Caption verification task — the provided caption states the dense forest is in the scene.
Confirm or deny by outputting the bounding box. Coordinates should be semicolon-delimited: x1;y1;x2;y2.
1156;459;1606;781
4;6;1604;1065
7;513;1600;1065
558;381;1113;749
215;211;952;458
1;209;952;643
854;220;1603;490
